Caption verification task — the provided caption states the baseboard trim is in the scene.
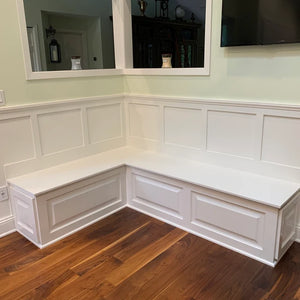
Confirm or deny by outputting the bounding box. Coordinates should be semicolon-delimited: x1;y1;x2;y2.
26;204;127;249
127;204;276;267
0;216;16;238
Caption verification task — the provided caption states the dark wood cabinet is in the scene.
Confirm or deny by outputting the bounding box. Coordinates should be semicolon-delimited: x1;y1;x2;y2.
132;16;204;68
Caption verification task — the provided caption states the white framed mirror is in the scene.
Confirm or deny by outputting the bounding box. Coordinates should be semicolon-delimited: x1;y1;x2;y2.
125;0;212;76
17;0;212;80
17;0;125;79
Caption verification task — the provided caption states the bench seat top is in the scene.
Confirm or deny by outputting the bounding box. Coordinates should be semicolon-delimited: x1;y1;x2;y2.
7;147;299;209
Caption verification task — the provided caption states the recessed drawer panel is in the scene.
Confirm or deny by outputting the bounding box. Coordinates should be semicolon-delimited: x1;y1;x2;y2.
37;168;126;245
131;172;185;220
191;192;265;249
48;175;121;231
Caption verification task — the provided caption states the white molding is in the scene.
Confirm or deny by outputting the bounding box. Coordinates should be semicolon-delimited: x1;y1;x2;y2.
16;0;122;80
124;67;210;76
123;0;212;76
127;204;275;267
26;69;123;80
125;94;300;182
0;216;16;238
0;94;124;114
113;0;133;69
16;0;212;79
124;94;300;111
0;95;126;180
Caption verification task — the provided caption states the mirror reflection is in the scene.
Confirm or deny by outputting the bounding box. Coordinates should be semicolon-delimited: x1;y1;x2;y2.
23;0;115;72
131;0;206;68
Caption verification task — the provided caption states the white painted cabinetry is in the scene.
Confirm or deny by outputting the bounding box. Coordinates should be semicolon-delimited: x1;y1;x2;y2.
10;167;126;248
7;148;299;266
127;167;299;266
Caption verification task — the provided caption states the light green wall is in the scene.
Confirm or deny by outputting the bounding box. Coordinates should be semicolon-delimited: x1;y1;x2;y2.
0;0;122;107
1;0;300;107
124;0;300;104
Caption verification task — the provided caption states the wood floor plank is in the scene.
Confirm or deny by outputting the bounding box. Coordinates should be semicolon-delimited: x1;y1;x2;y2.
0;208;152;299
105;234;211;300
154;245;263;300
48;224;186;299
71;221;174;276
0;208;299;300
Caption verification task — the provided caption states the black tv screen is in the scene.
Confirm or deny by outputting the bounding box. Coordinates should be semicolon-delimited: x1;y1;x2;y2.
221;0;300;46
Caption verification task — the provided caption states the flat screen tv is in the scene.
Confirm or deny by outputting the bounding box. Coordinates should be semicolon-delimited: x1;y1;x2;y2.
221;0;300;47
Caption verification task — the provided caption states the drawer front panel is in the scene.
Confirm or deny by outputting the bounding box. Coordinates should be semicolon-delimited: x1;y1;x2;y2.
129;170;185;221
191;192;265;248
38;168;126;244
49;175;121;231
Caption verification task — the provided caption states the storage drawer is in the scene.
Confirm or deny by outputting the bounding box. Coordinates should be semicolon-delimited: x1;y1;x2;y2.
37;167;126;245
189;189;278;262
128;168;186;225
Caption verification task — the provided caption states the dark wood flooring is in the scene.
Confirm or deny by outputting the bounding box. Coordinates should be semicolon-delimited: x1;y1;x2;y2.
0;208;299;299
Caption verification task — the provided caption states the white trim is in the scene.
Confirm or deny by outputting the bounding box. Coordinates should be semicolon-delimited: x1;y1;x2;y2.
27;69;122;80
112;0;133;69
124;67;210;76
123;0;212;76
26;25;42;72
16;0;212;79
0;216;16;238
17;204;127;249
16;0;121;80
0;94;124;113
124;94;300;111
127;204;276;267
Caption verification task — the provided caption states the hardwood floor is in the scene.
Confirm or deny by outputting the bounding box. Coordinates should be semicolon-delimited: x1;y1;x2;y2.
0;208;299;300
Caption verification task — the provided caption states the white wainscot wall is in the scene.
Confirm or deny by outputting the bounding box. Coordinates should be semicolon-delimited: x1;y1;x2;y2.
0;95;126;236
1;93;300;242
125;95;300;242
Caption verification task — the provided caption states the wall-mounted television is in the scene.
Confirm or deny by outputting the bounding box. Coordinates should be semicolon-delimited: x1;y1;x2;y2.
221;0;300;47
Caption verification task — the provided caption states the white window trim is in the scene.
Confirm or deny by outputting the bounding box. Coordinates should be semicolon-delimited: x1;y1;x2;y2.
16;0;212;80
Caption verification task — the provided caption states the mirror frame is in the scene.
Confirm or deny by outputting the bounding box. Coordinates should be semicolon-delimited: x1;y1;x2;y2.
16;0;212;80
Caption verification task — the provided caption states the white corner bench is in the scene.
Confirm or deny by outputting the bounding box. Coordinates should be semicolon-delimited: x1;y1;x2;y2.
7;147;300;266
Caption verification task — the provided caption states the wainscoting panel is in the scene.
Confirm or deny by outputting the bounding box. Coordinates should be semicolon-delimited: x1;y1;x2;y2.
206;110;257;159
86;103;122;145
262;115;300;168
164;106;204;149
125;95;300;182
2;95;125;182
0;116;35;164
128;103;160;141
1;93;300;245
37;109;84;156
125;95;300;241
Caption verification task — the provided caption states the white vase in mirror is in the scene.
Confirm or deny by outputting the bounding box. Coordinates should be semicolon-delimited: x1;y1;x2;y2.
162;53;172;68
71;56;82;70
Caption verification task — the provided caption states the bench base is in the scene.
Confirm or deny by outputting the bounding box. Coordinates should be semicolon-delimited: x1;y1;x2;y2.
9;165;299;266
10;167;127;248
